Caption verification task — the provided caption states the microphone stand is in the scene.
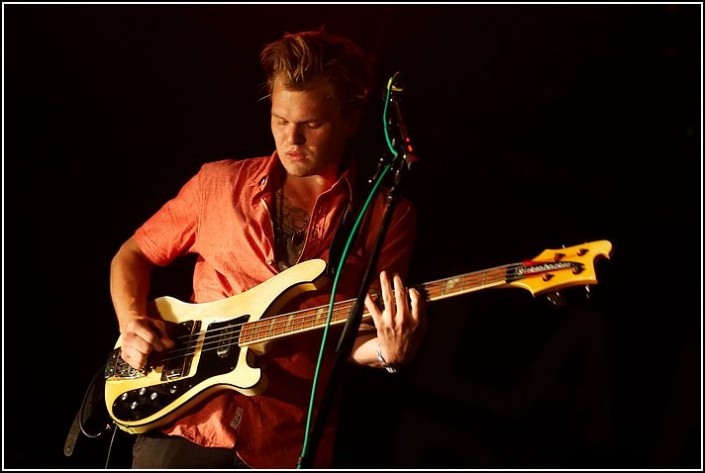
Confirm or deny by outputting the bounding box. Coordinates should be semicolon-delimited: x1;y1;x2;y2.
298;78;416;468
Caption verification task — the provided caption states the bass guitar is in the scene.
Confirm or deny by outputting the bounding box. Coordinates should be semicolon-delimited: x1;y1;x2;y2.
104;239;612;434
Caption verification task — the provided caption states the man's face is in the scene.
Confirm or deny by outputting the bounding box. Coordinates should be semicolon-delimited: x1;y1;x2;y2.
270;78;355;180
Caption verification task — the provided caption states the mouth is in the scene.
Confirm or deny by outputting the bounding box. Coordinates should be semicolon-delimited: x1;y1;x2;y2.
286;151;307;161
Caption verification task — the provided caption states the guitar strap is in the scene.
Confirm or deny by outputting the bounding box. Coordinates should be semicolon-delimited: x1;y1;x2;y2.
63;364;114;458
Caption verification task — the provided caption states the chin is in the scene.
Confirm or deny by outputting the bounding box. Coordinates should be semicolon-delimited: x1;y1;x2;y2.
283;162;313;177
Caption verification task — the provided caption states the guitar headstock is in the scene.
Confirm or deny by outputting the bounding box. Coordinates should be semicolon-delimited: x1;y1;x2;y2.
507;240;613;296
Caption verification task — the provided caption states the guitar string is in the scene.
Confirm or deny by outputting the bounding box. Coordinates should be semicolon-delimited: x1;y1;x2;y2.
118;259;591;368
116;261;547;367
117;257;588;369
219;258;576;349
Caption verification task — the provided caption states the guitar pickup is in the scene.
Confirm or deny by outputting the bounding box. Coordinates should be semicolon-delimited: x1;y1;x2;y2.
216;322;239;359
161;320;200;381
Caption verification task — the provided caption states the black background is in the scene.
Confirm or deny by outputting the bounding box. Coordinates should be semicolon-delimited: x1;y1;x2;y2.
4;3;701;469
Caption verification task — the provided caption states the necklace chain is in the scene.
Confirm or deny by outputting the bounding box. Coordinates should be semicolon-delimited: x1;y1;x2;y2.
275;187;308;270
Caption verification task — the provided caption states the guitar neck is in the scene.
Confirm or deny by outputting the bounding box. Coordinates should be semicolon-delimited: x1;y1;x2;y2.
421;263;515;302
238;263;517;346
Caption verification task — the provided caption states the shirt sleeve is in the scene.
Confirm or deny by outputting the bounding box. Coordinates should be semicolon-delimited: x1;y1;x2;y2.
134;168;203;266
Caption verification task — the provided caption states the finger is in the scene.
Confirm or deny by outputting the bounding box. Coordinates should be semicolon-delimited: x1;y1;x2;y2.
120;344;148;370
152;320;175;350
408;287;426;330
408;287;420;315
393;273;408;325
364;293;381;327
124;329;152;356
380;271;395;318
161;335;176;350
135;323;165;352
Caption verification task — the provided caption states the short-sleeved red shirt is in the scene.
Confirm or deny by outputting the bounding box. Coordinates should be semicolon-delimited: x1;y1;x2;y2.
134;152;417;468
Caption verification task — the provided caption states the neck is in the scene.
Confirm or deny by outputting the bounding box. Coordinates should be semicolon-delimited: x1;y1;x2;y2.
283;175;335;211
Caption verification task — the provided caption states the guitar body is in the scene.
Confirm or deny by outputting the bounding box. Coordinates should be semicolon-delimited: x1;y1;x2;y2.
104;258;328;434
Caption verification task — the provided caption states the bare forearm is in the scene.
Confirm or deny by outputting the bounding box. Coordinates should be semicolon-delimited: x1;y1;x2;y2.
110;236;154;332
350;332;382;368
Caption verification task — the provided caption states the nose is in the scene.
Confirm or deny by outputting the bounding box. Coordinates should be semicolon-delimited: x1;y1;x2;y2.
285;124;305;145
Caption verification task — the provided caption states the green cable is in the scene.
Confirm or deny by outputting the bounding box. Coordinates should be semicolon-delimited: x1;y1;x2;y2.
297;75;402;467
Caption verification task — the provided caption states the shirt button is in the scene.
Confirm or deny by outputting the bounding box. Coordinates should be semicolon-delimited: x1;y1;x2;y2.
267;259;274;265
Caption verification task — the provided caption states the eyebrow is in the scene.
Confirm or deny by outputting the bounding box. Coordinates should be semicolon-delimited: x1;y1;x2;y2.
270;112;322;124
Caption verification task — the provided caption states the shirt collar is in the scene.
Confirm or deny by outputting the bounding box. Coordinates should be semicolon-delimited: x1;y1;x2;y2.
249;151;357;205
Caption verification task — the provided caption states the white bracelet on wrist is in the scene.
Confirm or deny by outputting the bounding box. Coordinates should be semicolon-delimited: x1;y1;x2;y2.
376;343;398;374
